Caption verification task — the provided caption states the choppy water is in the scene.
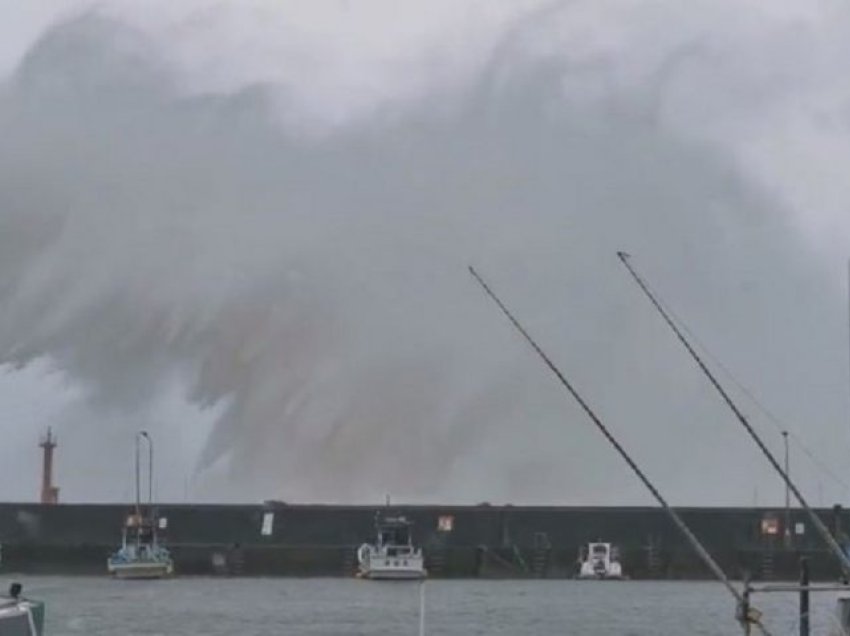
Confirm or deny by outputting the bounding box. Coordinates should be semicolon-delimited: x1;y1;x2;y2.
9;576;849;635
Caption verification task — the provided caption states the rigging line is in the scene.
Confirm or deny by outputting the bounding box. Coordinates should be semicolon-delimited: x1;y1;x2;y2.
787;432;850;496
716;378;849;495
626;264;850;495
618;251;850;580
468;265;770;636
722;389;850;496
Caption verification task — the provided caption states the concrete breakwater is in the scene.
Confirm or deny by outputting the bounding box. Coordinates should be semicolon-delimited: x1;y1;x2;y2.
0;503;847;580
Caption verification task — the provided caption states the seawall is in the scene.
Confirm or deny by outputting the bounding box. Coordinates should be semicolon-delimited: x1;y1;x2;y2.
0;502;846;580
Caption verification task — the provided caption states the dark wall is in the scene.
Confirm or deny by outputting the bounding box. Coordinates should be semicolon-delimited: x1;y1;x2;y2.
0;502;842;549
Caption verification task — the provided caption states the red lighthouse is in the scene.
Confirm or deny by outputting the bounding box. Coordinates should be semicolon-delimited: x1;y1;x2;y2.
39;428;59;504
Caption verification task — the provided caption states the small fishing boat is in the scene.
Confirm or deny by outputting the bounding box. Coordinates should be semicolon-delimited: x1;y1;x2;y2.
357;514;426;580
107;512;173;579
0;583;45;635
107;431;173;579
576;542;625;580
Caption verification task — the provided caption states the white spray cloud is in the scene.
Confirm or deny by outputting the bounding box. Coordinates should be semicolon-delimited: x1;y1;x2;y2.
1;1;850;505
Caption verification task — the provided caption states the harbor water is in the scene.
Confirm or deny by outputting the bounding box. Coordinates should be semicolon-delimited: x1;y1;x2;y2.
14;576;850;635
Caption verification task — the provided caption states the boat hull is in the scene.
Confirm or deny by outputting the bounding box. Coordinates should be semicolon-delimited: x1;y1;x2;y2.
359;566;427;581
108;561;173;580
575;574;627;581
0;598;45;635
356;540;427;581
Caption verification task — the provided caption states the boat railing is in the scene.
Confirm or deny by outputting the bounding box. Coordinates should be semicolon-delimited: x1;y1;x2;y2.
381;545;420;555
373;557;420;566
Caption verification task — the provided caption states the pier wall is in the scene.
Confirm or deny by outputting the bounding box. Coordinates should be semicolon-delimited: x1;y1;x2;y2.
0;503;846;580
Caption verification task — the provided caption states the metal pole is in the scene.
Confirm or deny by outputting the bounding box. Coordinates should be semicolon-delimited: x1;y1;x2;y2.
468;266;770;636
618;252;850;579
418;581;425;636
784;431;790;548
134;432;141;550
139;431;153;530
139;431;156;542
739;576;753;636
134;433;141;519
148;433;153;510
799;557;810;636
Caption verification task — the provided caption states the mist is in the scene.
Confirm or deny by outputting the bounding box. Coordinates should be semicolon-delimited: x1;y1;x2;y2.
1;1;850;506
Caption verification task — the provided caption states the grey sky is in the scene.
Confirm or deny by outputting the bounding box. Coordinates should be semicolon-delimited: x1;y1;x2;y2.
1;2;850;506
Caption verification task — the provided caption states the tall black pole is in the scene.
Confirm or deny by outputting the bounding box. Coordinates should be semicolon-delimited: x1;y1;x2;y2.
468;266;769;636
617;251;850;579
799;557;810;636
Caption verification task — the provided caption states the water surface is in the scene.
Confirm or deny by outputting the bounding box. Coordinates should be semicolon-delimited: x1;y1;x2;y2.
12;576;847;635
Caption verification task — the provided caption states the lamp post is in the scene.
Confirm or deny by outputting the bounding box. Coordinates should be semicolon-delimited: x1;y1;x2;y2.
139;431;153;520
783;430;791;547
134;433;141;521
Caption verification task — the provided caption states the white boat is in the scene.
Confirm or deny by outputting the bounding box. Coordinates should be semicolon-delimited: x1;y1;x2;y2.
576;542;625;580
357;514;427;580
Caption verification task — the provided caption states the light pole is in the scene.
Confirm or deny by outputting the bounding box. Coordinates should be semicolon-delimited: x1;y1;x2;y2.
134;433;141;521
783;430;791;547
139;431;153;519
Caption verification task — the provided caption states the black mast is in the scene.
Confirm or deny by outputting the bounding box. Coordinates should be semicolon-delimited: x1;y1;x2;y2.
617;251;850;579
468;265;769;635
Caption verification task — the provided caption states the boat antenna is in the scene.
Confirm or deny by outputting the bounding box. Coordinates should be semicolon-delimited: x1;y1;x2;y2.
468;265;769;635
617;251;850;579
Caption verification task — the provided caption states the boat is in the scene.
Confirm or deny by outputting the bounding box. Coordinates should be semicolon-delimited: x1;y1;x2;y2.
107;512;173;579
0;583;45;635
107;431;173;579
576;542;625;580
357;514;427;580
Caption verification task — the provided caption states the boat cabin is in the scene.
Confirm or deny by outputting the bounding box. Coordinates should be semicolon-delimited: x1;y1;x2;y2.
377;517;415;553
357;514;426;580
577;542;625;580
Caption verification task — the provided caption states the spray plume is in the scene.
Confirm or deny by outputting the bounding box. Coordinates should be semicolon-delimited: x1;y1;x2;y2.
1;2;850;504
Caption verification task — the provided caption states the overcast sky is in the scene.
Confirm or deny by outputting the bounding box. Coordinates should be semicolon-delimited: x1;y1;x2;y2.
2;1;850;506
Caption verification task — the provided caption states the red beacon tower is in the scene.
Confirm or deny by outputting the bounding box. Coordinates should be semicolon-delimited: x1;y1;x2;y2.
39;427;59;504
